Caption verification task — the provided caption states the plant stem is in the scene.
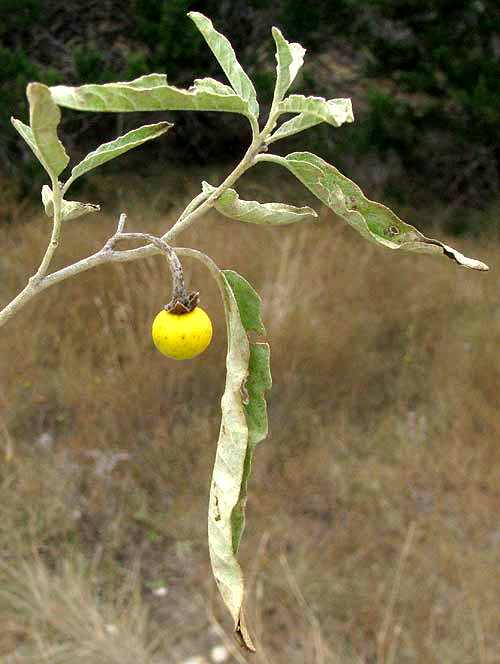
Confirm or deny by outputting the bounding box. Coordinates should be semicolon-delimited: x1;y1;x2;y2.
0;120;266;328
165;138;262;243
254;153;286;167
34;177;63;280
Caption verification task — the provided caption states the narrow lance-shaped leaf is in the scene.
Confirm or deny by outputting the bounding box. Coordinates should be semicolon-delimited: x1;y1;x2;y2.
26;83;69;178
65;122;172;190
41;185;100;222
223;270;271;554
202;181;317;225
188;12;259;117
202;265;270;652
281;151;489;270
50;75;253;117
209;270;251;649
271;27;306;104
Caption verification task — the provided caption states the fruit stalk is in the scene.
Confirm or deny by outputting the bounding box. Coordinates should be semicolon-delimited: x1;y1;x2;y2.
105;217;197;313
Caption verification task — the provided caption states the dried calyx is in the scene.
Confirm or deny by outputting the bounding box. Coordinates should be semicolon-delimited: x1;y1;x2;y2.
165;290;200;314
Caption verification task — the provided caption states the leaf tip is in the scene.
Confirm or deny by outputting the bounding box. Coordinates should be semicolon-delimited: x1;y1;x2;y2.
26;81;49;101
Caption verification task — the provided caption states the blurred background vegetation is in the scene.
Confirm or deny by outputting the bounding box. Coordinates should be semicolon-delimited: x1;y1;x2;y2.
1;0;499;230
1;3;500;662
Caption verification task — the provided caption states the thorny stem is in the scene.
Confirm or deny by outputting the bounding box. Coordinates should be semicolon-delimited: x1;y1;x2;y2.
0;118;268;329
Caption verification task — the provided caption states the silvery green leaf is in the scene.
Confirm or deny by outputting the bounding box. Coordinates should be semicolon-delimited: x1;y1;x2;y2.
26;83;69;179
266;113;323;144
41;185;100;221
124;73;169;88
202;181;317;225
282;151;489;270
65;122;172;189
50;77;253;116
187;258;269;652
208;271;250;649
223;270;271;555
277;94;354;128
11;118;43;163
272;27;306;104
223;269;267;336
192;77;235;96
188;12;259;117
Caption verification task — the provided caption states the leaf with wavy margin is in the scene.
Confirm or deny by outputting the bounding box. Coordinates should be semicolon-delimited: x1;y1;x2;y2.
188;12;259;117
224;270;271;555
50;75;253;116
202;181;317;225
281;151;489;270
192;77;235;96
276;94;354;129
19;83;70;179
267;112;326;144
41;185;100;221
11;118;43;163
65;122;172;189
204;267;270;651
271;27;306;104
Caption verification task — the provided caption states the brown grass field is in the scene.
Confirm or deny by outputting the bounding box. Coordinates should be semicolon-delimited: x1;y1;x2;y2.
0;174;499;663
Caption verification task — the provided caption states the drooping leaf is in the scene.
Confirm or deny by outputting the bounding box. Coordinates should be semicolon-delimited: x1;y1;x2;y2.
217;269;271;563
181;256;270;652
41;185;100;221
50;75;253;117
26;83;69;178
271;27;306;104
223;269;266;336
277;94;354;128
65;122;172;189
208;271;251;649
229;339;271;554
188;12;259;117
282;151;489;270
202;181;317;225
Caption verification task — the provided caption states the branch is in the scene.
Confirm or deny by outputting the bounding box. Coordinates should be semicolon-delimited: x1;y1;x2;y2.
0;215;157;328
0;113;267;329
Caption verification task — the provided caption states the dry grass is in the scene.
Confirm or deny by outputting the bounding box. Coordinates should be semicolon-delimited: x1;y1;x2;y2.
0;178;499;663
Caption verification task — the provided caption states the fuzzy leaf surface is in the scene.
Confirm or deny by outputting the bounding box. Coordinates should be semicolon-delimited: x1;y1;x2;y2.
272;27;306;103
41;185;100;221
26;83;69;178
277;95;354;129
283;152;489;270
67;122;172;187
202;181;317;225
188;12;259;117
267;113;324;143
50;75;252;116
11;118;43;162
206;267;270;651
231;341;271;554
192;77;235;96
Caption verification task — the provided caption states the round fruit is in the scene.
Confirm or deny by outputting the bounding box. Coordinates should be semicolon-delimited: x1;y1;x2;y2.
151;306;213;360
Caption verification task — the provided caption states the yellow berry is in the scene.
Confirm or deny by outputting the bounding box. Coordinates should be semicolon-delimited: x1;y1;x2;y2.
151;306;213;360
